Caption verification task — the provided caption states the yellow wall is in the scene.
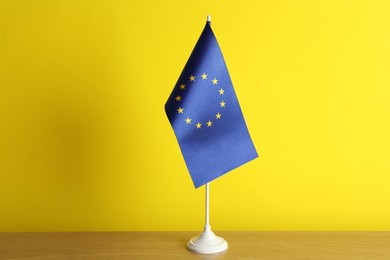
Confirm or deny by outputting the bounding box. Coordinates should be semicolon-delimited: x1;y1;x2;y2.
1;0;390;231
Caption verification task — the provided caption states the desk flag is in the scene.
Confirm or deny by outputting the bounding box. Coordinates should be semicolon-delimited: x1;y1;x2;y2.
165;20;258;188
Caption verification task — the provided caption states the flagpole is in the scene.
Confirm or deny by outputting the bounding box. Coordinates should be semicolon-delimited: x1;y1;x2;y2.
186;14;228;255
187;181;228;254
205;182;210;227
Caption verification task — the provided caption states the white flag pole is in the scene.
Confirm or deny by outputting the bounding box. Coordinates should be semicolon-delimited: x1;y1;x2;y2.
186;15;228;255
205;182;210;227
187;182;228;254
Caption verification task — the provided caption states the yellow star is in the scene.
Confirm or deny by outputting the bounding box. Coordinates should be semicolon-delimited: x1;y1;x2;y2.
212;78;218;85
189;75;195;81
216;113;221;119
220;101;226;107
175;95;181;102
219;88;225;95
185;117;191;124
196;122;202;129
179;84;186;90
207;120;212;127
201;73;207;80
177;107;184;114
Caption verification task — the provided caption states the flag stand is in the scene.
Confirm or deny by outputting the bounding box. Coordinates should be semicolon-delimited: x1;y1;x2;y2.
187;182;228;254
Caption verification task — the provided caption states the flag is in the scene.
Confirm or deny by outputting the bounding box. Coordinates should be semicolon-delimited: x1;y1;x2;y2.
165;19;258;188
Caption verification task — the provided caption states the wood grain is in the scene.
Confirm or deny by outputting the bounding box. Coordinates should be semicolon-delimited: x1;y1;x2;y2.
0;232;389;259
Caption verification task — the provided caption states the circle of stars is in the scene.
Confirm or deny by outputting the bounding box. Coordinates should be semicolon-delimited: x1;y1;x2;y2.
174;73;226;130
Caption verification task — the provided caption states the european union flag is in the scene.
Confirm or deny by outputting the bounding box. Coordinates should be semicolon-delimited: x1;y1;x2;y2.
165;19;258;188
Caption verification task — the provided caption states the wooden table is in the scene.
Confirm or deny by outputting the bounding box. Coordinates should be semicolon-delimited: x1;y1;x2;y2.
0;232;389;259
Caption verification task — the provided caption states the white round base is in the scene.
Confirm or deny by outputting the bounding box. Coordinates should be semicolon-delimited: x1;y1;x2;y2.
187;225;228;254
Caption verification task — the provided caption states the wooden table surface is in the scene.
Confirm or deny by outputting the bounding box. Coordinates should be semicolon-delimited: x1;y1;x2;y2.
0;232;390;260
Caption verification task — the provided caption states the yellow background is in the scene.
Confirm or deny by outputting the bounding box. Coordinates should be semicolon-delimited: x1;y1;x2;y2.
1;0;390;231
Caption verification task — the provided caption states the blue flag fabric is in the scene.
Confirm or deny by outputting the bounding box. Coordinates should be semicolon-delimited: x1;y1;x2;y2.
165;21;258;188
